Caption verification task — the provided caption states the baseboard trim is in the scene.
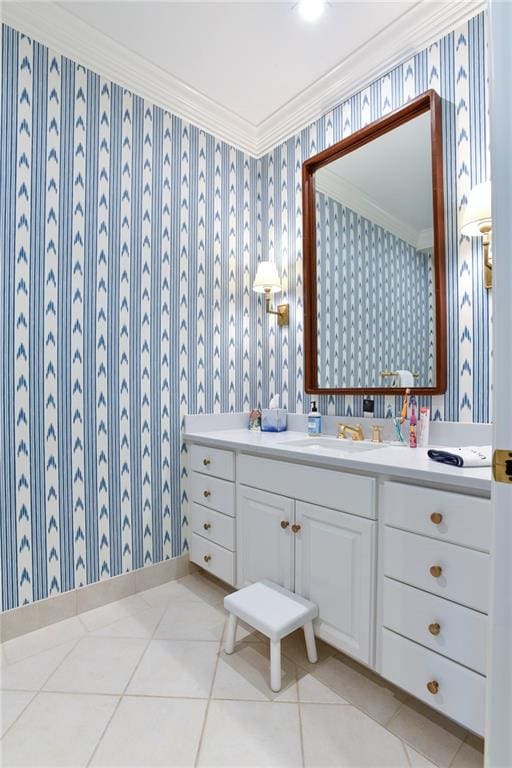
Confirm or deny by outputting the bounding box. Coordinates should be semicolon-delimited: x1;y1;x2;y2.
0;555;193;643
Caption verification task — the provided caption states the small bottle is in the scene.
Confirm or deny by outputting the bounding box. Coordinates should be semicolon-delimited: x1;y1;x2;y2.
409;396;417;449
418;407;430;447
308;401;321;436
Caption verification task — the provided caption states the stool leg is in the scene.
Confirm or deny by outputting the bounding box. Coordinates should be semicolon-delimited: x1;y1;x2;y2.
270;639;281;692
225;613;238;655
303;621;318;664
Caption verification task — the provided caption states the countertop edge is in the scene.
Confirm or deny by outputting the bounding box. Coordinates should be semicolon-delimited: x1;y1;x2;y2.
183;431;492;495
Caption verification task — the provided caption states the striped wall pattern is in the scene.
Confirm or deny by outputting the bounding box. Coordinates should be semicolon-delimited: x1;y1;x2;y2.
0;26;260;610
0;13;489;610
315;191;434;389
259;12;490;422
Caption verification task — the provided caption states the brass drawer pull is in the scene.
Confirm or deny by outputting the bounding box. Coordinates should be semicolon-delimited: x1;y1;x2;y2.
427;680;439;695
203;554;212;563
428;622;441;636
203;523;212;531
203;490;211;498
291;524;301;534
280;520;290;529
203;458;211;466
430;565;443;578
430;512;443;525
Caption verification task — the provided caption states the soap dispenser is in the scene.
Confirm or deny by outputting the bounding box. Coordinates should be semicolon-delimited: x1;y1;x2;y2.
307;401;321;436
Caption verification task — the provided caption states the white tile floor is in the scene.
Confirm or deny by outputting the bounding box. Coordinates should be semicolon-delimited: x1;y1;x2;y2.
0;572;484;768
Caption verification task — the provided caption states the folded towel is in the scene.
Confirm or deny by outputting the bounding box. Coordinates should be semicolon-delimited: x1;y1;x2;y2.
427;445;492;468
396;369;414;387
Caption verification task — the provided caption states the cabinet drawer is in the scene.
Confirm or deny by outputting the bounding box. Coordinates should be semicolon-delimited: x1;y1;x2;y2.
191;503;235;551
238;454;375;519
381;629;485;735
383;527;489;613
381;482;490;552
190;444;235;481
190;471;235;516
383;578;487;674
190;533;235;586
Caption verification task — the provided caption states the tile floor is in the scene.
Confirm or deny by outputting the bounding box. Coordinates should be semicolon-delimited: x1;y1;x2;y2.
0;572;484;767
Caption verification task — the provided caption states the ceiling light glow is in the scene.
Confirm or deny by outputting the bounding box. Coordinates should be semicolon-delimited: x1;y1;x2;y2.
297;0;325;23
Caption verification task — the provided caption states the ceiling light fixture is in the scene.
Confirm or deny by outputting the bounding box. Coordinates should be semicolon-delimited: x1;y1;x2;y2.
297;0;326;23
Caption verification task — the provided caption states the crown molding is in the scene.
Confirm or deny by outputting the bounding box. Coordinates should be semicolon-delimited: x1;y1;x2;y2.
253;0;486;155
1;2;259;155
3;0;485;159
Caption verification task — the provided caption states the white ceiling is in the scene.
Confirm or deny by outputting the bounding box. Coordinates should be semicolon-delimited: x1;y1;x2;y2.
3;0;485;155
55;1;411;127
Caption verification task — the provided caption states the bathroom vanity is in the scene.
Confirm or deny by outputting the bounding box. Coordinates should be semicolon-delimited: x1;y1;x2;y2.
185;418;491;736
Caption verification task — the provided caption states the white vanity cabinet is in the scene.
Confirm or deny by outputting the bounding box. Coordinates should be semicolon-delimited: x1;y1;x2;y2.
236;486;295;590
295;501;375;663
185;430;492;734
378;481;491;735
236;459;376;665
189;444;237;585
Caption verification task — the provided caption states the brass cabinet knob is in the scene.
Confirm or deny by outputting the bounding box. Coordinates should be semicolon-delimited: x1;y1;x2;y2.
203;490;211;498
430;512;443;525
280;520;290;529
427;680;439;695
203;523;212;531
291;524;301;534
430;565;443;578
428;622;441;636
203;554;212;563
203;458;211;466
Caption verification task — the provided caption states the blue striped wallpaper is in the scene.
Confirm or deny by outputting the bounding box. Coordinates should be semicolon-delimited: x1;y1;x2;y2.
0;25;260;610
315;191;434;389
0;12;489;610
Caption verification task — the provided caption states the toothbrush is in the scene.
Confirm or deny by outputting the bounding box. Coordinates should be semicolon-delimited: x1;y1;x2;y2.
399;387;410;424
409;395;417;448
393;387;411;443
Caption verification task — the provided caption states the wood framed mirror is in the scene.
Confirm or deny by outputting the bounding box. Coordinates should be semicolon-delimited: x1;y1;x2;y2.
302;90;447;395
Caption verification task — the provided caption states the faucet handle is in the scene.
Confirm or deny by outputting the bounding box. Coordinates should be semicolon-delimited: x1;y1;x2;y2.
371;425;383;443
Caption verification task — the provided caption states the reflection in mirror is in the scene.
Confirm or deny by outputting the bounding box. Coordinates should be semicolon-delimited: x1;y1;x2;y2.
314;111;435;390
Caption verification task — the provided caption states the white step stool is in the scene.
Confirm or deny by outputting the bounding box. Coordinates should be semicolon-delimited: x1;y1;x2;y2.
224;580;319;692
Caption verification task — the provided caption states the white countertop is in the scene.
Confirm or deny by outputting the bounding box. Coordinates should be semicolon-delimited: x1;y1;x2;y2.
184;427;492;494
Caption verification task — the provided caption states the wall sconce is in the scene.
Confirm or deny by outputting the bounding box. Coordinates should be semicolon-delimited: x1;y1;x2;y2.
460;181;492;289
253;261;289;326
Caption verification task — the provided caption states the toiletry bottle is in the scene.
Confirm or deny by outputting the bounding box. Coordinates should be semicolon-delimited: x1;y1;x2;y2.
409;395;417;448
308;401;321;436
418;407;430;447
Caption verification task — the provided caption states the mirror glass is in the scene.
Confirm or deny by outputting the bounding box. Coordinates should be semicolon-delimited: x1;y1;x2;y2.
313;110;437;390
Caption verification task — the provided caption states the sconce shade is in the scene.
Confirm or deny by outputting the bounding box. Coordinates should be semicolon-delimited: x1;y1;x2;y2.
253;261;282;294
460;181;492;236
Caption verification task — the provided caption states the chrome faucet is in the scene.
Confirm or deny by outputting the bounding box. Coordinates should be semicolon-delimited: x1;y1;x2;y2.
337;423;365;441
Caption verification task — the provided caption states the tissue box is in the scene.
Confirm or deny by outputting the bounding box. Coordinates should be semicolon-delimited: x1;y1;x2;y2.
261;408;287;432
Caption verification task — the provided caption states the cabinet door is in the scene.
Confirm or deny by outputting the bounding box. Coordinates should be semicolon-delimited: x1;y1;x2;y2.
295;501;376;664
236;485;294;590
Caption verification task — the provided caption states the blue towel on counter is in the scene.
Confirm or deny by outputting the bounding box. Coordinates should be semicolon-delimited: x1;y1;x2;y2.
427;446;492;468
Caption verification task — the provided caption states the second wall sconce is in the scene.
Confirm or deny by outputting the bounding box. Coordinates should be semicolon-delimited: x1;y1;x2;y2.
460;180;492;289
253;261;289;326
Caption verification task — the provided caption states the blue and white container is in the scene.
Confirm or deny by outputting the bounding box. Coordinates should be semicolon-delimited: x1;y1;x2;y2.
261;408;288;432
261;395;288;433
307;401;321;435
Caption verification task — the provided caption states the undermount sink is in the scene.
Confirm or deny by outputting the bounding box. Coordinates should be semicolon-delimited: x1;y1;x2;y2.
284;437;382;454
